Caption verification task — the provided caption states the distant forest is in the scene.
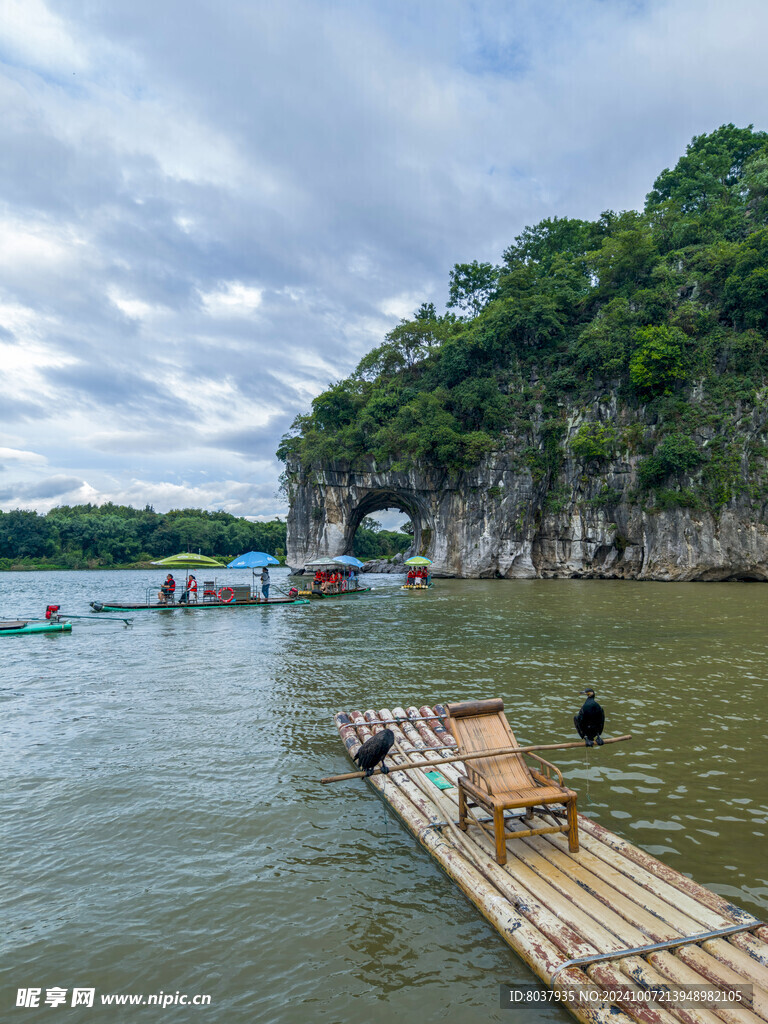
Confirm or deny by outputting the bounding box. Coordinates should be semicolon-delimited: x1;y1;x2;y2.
0;505;410;570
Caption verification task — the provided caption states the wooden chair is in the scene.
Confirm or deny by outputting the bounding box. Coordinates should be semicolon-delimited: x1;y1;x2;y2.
446;698;579;865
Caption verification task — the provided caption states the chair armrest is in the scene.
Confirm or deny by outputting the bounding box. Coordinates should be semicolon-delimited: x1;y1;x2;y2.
527;754;564;786
466;763;493;795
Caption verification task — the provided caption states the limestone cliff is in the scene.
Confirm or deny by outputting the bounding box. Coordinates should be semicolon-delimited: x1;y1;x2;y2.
284;395;768;581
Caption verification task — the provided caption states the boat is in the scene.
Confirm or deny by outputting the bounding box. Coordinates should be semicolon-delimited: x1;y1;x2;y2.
0;619;72;636
402;556;434;590
91;596;309;612
300;585;373;600
329;703;767;1024
91;579;309;612
298;558;373;598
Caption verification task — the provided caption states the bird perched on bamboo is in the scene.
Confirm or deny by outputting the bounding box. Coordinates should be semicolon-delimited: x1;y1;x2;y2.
574;689;605;747
354;729;395;776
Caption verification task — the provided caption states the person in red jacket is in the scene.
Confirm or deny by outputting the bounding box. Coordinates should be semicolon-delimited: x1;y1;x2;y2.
159;574;176;604
180;575;197;604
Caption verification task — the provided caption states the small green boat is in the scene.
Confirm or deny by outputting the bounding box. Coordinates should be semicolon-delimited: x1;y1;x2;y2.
0;619;72;636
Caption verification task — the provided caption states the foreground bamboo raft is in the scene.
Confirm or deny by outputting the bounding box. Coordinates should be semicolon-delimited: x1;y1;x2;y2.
333;704;767;1024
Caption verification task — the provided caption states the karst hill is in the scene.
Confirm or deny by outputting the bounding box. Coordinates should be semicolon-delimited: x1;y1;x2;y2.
279;125;768;579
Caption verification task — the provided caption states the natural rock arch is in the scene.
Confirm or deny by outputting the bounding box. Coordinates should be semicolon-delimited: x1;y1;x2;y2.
284;462;438;570
344;488;431;558
284;455;768;579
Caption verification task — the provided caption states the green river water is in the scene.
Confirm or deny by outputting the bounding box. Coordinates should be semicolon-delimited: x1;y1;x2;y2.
1;570;767;1023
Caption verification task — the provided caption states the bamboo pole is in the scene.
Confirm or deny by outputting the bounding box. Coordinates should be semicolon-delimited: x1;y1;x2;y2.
320;733;632;784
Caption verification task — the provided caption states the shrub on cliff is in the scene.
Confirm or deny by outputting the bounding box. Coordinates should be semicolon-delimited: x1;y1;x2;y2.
629;325;689;397
722;227;768;331
637;433;703;488
570;423;619;462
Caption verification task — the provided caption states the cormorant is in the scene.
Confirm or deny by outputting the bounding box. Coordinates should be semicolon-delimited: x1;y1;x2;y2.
574;689;605;747
354;729;395;776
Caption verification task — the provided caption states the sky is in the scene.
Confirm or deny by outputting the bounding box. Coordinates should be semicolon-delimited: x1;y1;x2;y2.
1;0;768;526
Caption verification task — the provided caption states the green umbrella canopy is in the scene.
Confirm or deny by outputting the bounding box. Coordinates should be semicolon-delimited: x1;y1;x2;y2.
150;552;226;569
405;556;432;565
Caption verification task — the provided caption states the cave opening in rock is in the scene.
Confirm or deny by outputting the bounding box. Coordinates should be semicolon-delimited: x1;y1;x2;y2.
345;491;426;562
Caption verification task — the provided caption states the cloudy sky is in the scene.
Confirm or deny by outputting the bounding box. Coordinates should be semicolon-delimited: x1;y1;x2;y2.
1;0;767;521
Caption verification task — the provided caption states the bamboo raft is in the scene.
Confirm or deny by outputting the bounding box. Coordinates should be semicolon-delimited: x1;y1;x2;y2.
331;704;767;1024
89;597;308;612
296;587;373;599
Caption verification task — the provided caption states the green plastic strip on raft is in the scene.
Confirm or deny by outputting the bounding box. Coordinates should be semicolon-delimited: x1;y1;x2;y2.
424;771;453;789
0;622;73;636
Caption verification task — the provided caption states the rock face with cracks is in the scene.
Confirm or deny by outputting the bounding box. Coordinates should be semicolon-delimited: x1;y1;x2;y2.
284;402;768;580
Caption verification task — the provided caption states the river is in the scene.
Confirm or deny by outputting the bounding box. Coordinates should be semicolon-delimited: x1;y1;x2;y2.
2;571;767;1022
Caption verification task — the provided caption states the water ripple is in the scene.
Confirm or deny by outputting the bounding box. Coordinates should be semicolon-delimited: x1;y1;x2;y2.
1;572;767;1023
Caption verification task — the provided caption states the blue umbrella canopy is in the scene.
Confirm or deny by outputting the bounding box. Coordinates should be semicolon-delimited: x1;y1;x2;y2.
333;555;364;568
227;551;280;569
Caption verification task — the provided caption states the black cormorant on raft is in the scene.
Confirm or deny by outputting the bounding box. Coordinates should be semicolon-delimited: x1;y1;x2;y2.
353;728;395;776
574;688;605;746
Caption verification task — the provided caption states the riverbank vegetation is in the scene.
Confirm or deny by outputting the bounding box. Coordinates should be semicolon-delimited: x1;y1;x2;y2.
0;505;409;570
278;125;768;512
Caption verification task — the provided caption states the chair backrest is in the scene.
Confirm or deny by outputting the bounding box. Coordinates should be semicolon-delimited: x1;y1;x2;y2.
446;699;533;795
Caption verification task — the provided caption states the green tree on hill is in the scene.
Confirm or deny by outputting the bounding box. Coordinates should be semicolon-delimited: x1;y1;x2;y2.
448;260;501;318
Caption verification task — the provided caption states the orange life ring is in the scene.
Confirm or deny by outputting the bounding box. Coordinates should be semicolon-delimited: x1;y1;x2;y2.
218;587;235;603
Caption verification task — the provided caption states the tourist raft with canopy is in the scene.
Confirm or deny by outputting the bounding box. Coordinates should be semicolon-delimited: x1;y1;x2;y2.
402;555;433;589
326;699;767;1024
90;551;309;612
297;556;373;598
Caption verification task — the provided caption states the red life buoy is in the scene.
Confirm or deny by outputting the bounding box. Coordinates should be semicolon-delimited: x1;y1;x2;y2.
218;587;235;603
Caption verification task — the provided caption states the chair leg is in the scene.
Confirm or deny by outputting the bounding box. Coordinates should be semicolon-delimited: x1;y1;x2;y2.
525;805;534;821
567;796;579;852
493;806;507;865
458;785;468;832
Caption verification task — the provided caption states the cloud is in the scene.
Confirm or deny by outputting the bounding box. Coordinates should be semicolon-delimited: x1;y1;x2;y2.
0;446;47;464
1;0;767;514
201;281;264;318
44;364;194;419
0;0;90;74
203;421;295;461
0;474;84;502
84;477;287;518
0;396;47;421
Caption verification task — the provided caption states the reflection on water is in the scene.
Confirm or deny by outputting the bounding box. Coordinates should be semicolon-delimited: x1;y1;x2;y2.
2;571;767;1023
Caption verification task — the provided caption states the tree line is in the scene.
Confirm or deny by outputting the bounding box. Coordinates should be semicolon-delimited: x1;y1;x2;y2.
0;505;409;569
